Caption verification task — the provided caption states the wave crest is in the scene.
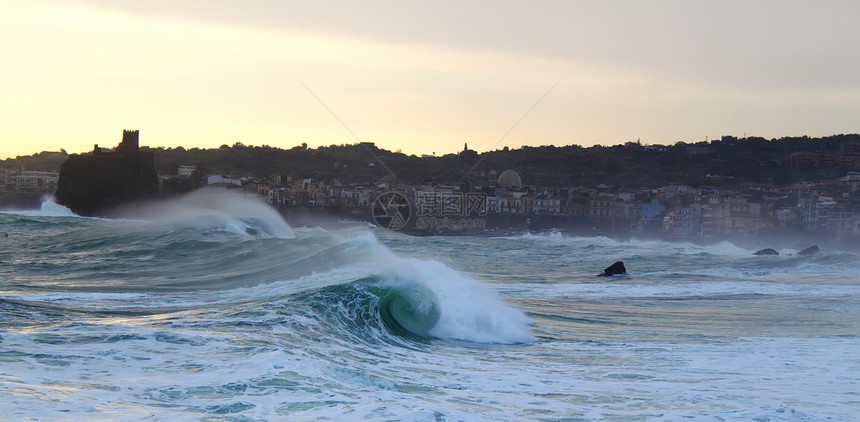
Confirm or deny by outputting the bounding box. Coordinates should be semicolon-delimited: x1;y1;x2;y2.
117;188;295;239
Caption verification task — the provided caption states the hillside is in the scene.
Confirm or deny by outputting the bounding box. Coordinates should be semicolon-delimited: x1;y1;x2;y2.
6;134;860;188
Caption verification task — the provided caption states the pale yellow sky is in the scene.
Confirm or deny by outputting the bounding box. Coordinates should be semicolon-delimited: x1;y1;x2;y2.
2;0;858;159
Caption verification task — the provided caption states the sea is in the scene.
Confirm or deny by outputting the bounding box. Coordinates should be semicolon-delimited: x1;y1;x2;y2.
1;190;858;421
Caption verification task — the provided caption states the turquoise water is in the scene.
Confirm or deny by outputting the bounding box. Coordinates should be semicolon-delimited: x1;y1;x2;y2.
1;191;858;420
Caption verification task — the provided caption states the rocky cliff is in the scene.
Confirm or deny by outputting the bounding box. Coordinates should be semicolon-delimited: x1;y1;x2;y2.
55;130;158;217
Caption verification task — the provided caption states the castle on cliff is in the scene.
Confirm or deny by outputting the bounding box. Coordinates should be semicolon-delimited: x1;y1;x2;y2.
55;130;158;217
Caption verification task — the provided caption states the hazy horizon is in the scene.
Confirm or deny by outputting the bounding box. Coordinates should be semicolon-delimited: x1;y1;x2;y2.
2;0;858;159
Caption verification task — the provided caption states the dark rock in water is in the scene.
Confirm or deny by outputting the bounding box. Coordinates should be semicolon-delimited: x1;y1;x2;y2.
598;261;626;277
754;248;779;256
55;130;158;217
798;245;820;256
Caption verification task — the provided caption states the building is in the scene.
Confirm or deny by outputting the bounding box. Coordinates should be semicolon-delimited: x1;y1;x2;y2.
589;193;615;217
0;168;11;191
177;166;198;177
13;170;60;193
534;192;561;214
497;170;522;189
841;172;860;192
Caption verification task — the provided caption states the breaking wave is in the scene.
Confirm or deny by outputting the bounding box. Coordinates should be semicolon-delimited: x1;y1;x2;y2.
0;190;532;344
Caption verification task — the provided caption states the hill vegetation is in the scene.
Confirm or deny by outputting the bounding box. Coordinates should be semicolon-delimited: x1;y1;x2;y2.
6;134;860;188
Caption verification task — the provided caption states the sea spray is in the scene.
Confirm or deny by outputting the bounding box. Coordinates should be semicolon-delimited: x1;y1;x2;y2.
1;205;858;420
401;259;536;344
115;188;295;239
355;234;535;343
512;232;755;256
0;197;78;218
0;203;534;343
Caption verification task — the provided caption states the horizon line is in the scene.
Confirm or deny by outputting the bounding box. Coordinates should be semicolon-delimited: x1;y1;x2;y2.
5;132;860;161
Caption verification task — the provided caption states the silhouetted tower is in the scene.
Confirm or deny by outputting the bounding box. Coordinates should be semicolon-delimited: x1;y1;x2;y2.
116;130;140;155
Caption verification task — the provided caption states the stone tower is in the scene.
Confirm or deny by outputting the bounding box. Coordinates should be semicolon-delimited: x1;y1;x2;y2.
116;130;140;154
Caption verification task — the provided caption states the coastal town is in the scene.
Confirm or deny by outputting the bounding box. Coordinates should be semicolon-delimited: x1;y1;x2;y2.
2;132;860;246
244;166;860;244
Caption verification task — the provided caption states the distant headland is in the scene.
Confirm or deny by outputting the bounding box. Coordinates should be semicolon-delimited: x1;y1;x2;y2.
3;131;860;247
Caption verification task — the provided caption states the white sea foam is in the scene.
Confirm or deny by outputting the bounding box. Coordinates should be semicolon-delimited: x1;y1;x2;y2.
506;233;757;256
0;226;536;346
262;230;534;345
0;197;79;217
400;259;535;344
494;280;860;299
3;211;858;420
339;232;537;343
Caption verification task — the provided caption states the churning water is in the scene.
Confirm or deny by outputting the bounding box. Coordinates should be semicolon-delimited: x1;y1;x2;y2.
1;191;858;420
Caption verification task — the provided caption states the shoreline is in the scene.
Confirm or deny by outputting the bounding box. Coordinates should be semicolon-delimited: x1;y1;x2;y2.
279;206;857;252
4;194;853;252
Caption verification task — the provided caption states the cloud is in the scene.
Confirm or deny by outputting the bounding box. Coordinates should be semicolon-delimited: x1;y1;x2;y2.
2;0;857;158
56;0;860;92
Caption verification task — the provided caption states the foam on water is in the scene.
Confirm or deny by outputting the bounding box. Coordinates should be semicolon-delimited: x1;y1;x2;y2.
495;280;860;299
338;232;536;343
394;259;535;344
0;215;534;344
2;202;858;420
0;197;79;217
509;232;758;256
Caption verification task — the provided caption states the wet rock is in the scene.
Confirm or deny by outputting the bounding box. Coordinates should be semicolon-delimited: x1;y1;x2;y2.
598;261;627;277
798;245;820;256
754;248;780;256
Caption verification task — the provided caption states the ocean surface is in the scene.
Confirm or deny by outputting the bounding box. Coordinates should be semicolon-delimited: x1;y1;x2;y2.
1;190;858;421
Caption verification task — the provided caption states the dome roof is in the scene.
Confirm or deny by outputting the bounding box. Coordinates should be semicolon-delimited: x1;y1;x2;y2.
497;170;522;188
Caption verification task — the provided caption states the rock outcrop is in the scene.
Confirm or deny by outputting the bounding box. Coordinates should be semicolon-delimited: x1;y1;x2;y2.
754;248;780;256
598;261;627;277
55;130;158;217
798;245;820;256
